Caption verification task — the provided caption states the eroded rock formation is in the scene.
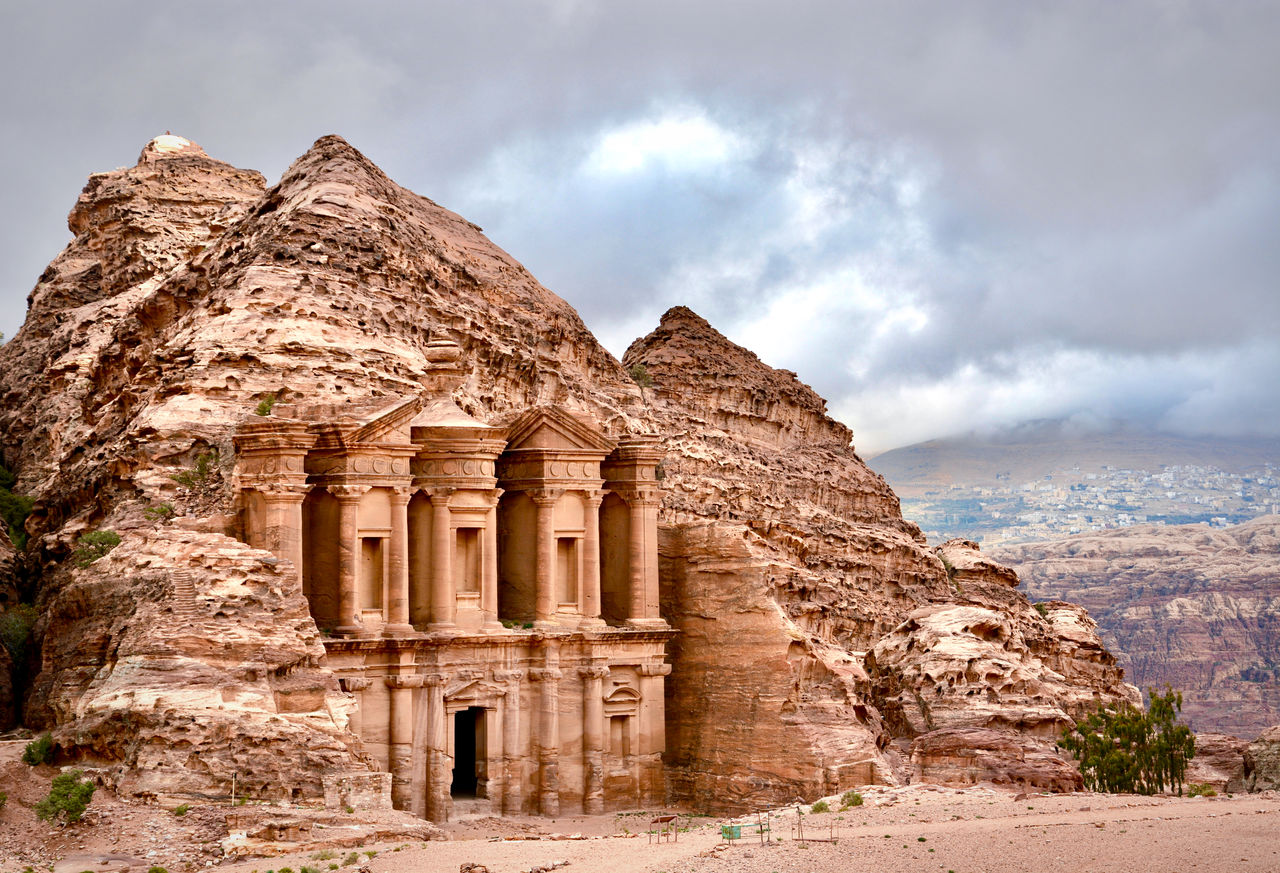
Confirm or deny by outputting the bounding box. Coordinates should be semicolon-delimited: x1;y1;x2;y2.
994;516;1280;738
0;135;1138;811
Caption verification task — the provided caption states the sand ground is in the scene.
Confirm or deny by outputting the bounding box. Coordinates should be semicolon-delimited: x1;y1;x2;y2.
4;731;1277;873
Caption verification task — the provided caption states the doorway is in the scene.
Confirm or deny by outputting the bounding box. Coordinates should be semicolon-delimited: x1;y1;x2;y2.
451;707;486;797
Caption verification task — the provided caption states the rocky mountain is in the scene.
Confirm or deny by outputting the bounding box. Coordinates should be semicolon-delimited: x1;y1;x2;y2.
993;516;1280;738
0;134;1137;811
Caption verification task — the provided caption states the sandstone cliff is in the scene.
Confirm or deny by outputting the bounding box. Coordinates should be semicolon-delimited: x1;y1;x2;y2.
0;135;1136;810
994;516;1280;738
626;310;1137;806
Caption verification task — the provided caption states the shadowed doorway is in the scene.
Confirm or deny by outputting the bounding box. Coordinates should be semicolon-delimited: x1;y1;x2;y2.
451;707;486;797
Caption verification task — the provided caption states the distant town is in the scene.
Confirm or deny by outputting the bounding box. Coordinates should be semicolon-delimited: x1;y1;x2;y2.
901;463;1280;545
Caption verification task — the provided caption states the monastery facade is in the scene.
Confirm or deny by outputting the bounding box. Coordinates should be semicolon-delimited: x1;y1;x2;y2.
232;341;672;821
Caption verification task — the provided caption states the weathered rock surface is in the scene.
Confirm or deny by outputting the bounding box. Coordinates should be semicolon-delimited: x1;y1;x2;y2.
910;727;1083;792
1244;725;1280;792
1187;733;1248;793
631;308;1137;809
0;135;1138;811
993;516;1280;737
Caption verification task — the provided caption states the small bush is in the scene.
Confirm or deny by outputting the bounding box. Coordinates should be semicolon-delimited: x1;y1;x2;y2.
22;732;55;765
255;393;278;416
143;503;175;522
311;851;337;861
170;450;219;489
0;603;38;668
1034;602;1049;618
173;803;190;816
810;799;830;813
35;769;96;823
628;363;654;389
148;867;170;873
840;789;864;808
342;852;360;866
300;867;320;873
1187;783;1218;797
0;789;7;810
73;530;121;567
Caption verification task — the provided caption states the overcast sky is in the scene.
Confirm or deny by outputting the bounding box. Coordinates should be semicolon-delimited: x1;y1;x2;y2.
2;1;1277;454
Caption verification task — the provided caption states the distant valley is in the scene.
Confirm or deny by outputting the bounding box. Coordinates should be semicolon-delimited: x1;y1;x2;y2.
869;425;1280;545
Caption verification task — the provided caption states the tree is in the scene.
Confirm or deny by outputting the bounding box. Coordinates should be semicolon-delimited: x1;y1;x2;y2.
35;769;96;823
1058;685;1195;795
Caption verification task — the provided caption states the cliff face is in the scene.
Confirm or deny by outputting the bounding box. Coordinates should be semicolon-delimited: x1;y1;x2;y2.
627;310;1137;806
993;517;1280;738
1;135;1137;809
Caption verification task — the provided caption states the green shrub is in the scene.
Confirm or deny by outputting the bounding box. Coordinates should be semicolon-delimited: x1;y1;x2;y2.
22;732;55;765
628;363;654;389
840;789;863;808
143;503;175;522
148;867;170;873
0;603;38;667
1034;602;1049;618
342;852;360;867
173;803;190;816
300;867;320;873
73;530;121;567
255;393;278;416
1059;685;1196;795
0;789;7;810
810;799;830;813
34;769;96;823
1187;783;1217;797
0;468;34;548
310;851;336;861
170;451;220;489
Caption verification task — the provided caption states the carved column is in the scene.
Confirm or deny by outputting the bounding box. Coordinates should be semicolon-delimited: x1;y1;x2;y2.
495;668;524;816
331;485;368;635
639;662;672;756
258;485;309;582
385;486;414;635
429;488;456;631
482;490;504;631
531;489;560;627
580;664;609;814
386;674;423;810
339;676;372;739
581;491;605;627
529;660;562;816
419;673;449;822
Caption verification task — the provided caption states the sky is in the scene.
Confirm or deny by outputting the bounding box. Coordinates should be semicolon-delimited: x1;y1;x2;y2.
2;1;1277;455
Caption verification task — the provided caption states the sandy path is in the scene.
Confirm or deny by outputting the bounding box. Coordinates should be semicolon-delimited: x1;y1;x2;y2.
210;790;1280;873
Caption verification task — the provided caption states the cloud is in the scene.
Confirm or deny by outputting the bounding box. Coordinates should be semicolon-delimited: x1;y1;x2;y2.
1;1;1277;452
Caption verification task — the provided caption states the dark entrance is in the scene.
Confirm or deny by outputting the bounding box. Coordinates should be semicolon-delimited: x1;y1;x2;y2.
451;707;484;797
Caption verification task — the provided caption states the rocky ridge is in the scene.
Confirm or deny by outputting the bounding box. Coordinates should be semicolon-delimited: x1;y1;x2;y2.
0;135;1138;810
993;516;1280;738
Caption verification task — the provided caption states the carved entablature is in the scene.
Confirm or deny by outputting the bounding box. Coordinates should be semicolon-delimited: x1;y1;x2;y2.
305;446;415;485
497;406;616;491
233;419;316;489
601;435;664;495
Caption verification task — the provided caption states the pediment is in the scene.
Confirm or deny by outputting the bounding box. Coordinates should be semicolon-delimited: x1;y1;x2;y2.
310;396;422;449
604;685;641;703
503;406;617;454
445;679;506;703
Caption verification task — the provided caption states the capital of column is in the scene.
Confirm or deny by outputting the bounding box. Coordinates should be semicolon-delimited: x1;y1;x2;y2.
254;483;312;499
485;488;506;508
583;488;607;509
493;669;524;684
612;487;661;508
528;667;563;683
385;675;425;689
639;662;672;677
339;677;373;693
427;486;455;506
389;485;416;504
329;484;371;501
579;665;610;680
421;673;447;688
530;487;562;507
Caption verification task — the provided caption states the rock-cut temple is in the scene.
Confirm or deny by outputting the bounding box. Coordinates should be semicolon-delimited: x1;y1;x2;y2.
231;341;673;821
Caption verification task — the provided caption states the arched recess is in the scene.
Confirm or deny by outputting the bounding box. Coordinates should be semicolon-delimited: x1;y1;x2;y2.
497;490;536;622
599;493;631;625
407;490;432;627
302;487;340;629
